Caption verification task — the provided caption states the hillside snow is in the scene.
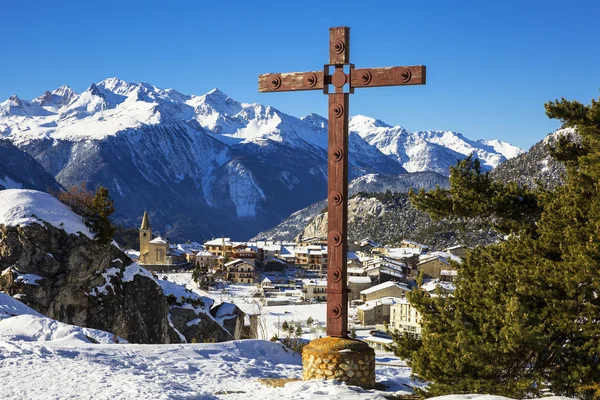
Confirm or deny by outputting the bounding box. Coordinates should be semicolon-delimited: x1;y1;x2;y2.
0;189;92;238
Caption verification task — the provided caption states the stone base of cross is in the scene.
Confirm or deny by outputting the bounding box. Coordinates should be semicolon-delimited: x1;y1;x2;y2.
259;26;426;388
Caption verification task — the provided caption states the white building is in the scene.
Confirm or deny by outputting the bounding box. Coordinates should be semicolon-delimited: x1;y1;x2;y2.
390;298;422;338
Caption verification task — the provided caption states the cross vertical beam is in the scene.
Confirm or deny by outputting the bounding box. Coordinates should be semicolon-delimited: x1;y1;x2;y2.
326;27;350;337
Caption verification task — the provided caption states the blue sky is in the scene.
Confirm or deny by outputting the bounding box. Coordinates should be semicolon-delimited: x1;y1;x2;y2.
1;0;598;149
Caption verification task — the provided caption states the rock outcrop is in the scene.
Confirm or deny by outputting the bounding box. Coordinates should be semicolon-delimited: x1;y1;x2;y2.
0;191;242;344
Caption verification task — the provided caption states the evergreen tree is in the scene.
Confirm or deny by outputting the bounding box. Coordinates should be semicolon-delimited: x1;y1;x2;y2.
398;95;600;398
281;321;289;332
88;186;115;245
306;317;314;326
295;325;302;337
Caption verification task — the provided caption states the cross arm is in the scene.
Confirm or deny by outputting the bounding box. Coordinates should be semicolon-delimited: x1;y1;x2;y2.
258;65;425;93
352;66;426;89
258;71;324;93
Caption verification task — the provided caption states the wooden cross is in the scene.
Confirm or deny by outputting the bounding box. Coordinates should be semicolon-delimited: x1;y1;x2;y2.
258;26;426;337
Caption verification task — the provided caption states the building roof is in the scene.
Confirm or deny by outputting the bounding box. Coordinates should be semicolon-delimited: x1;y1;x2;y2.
224;259;244;267
302;279;327;287
264;257;287;264
149;236;167;244
419;251;462;265
196;250;213;257
364;335;394;345
358;296;405;311
421;280;456;293
348;276;372;284
205;238;232;246
360;281;410;295
401;239;429;249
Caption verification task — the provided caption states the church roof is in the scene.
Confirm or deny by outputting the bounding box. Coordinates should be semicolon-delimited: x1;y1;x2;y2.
149;236;168;244
140;210;151;230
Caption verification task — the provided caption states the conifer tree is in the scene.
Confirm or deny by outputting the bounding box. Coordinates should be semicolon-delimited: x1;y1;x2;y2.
89;186;115;245
397;95;600;398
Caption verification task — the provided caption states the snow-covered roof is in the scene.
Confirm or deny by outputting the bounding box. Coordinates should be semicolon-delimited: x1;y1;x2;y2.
224;259;244;267
302;279;327;287
347;267;366;274
421;280;456;293
419;251;462;265
401;239;429;249
363;335;394;345
264;257;287;264
0;189;93;238
347;252;359;260
204;238;232;246
357;296;405;311
196;250;213;257
149;236;168;244
441;270;458;276
360;281;410;295
348;276;371;284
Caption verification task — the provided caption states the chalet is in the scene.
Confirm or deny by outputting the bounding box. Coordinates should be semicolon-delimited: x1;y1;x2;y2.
443;244;470;258
399;239;429;253
232;247;257;265
263;257;288;272
417;251;462;280
225;259;258;284
357;296;404;326
302;279;327;302
195;249;213;268
348;276;372;301
360;281;411;302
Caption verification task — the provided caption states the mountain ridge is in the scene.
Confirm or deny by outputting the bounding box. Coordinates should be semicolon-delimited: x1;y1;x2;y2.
0;78;522;241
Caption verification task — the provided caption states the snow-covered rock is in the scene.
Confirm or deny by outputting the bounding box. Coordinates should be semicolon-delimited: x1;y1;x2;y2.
0;189;92;238
0;292;124;344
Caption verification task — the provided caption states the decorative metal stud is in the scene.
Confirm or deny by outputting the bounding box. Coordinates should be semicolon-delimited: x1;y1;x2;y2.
330;191;343;205
329;302;343;319
328;230;343;247
268;75;282;90
333;40;345;54
303;72;318;88
331;267;342;282
398;68;411;83
360;70;372;85
332;147;344;162
329;103;344;118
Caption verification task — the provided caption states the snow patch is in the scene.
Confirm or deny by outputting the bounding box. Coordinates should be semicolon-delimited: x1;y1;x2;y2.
0;189;93;238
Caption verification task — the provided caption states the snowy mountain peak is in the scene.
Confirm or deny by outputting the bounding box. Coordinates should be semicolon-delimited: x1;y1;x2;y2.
7;95;22;108
97;77;137;94
52;85;78;98
301;113;328;128
350;115;395;130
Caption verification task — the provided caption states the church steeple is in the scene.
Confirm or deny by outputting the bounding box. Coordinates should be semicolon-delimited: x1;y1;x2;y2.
139;210;152;263
141;210;151;230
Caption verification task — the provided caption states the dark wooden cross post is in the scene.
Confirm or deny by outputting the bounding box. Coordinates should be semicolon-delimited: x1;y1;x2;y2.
259;26;426;338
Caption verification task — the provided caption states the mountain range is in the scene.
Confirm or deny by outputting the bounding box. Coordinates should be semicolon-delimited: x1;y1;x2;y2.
0;78;521;241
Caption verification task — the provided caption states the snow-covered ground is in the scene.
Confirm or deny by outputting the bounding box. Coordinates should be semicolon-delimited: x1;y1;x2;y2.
1;279;573;399
0;338;417;400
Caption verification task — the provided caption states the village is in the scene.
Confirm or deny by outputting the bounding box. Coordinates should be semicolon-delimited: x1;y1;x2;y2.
127;211;463;351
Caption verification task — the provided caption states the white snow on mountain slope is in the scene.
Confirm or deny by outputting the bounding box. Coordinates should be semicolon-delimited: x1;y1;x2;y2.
225;160;267;218
189;88;329;150
0;189;93;238
350;115;523;174
0;77;520;183
0;293;124;344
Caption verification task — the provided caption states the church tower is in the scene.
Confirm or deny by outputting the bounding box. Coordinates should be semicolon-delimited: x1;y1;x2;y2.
139;210;152;261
